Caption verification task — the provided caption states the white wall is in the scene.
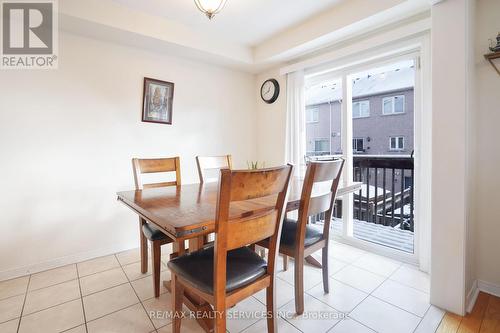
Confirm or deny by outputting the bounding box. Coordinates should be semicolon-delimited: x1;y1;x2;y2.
474;0;500;294
255;69;287;167
0;32;257;279
430;0;476;316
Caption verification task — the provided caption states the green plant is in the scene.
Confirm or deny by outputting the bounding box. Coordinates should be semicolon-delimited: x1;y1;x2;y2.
246;161;265;170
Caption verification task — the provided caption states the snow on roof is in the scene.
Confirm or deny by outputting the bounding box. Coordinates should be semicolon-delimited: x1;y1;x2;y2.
306;61;415;106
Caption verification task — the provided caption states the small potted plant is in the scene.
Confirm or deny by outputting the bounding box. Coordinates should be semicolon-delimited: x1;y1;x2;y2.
247;161;266;170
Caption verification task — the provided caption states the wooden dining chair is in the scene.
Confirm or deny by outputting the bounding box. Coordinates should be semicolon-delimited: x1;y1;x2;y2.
196;155;232;183
168;164;293;333
258;159;344;315
132;157;181;297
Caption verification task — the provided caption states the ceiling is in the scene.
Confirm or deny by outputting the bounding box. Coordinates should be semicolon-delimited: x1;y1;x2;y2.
60;0;431;73
111;0;345;46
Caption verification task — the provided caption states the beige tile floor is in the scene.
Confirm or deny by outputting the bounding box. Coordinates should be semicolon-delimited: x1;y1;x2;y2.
0;241;443;333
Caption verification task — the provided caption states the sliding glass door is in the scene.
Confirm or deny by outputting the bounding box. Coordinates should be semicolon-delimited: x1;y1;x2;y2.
304;57;418;259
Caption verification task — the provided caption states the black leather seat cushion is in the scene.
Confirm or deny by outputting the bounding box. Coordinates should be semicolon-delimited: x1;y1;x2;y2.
167;246;267;294
280;218;324;248
142;223;169;241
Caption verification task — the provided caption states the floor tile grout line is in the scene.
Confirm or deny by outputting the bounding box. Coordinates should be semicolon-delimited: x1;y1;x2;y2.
275;257;404;333
78;264;122;279
333;262;388;280
16;274;31;333
81;281;130;298
19;297;83;319
85;301;142;325
369;293;430;318
368;265;431;319
74;264;157;299
278;291;340;333
25;277;80;295
0;291;29;303
15;260;166;308
304;284;368;315
59;323;88;333
384;276;430;295
345;270;392;326
24;264;120;293
116;254;158;331
4;245;429;333
276;304;305;333
387;276;430;294
18;279;133;319
75;263;89;333
410;302;434;333
349;270;427;332
343;317;379;332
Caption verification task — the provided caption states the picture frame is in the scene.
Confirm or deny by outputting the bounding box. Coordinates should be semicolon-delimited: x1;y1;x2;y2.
142;77;174;125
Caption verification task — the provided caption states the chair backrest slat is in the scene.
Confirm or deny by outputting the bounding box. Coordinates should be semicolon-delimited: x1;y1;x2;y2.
226;210;278;251
132;157;181;190
307;193;333;216
296;159;344;244
228;168;292;202
196;155;232;183
310;160;344;183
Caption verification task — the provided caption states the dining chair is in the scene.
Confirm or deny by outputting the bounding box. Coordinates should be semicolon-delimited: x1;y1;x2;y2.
196;155;232;183
168;164;293;333
258;159;344;315
132;156;181;297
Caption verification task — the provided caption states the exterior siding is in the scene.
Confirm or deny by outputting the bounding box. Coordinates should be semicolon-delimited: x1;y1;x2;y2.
306;88;414;156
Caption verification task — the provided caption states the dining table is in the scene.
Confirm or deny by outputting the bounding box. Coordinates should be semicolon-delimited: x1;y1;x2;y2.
117;178;361;332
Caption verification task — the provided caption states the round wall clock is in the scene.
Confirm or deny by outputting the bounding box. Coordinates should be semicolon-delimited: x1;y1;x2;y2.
260;79;280;104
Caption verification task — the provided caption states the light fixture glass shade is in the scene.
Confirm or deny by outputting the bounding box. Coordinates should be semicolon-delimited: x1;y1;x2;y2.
194;0;227;19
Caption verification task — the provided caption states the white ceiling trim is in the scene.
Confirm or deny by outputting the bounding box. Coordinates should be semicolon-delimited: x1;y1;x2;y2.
279;18;431;75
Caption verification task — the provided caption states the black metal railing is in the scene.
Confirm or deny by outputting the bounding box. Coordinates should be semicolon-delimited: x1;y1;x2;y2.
353;155;414;231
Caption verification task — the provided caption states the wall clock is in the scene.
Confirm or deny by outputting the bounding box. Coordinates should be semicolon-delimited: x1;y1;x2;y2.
260;79;280;104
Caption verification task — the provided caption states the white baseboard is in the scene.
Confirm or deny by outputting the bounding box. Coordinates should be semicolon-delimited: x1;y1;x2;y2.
0;243;136;282
465;278;500;313
466;279;480;313
478;279;500;298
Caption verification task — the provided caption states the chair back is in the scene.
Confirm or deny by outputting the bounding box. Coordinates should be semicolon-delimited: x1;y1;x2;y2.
132;157;181;190
213;165;293;293
196;155;232;183
298;159;344;240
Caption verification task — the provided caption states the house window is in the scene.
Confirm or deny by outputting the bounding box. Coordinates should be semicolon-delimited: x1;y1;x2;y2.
390;136;405;151
353;138;365;153
353;100;370;118
383;95;405;115
314;139;329;153
404;176;413;189
306;107;319;123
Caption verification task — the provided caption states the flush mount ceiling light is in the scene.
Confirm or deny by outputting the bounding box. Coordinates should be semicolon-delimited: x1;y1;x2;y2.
194;0;227;20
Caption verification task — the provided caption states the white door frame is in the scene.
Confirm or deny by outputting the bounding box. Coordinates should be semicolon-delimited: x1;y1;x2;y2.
305;35;432;269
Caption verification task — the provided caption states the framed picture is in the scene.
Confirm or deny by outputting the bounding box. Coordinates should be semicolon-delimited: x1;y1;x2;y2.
142;77;174;124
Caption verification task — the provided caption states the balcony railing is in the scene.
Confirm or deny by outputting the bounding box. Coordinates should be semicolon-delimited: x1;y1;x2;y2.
307;154;415;233
353;155;414;231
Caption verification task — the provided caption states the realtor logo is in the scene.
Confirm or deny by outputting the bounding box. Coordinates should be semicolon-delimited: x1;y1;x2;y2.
1;0;58;69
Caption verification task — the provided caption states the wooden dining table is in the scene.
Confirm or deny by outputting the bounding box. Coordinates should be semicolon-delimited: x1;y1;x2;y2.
117;178;361;332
